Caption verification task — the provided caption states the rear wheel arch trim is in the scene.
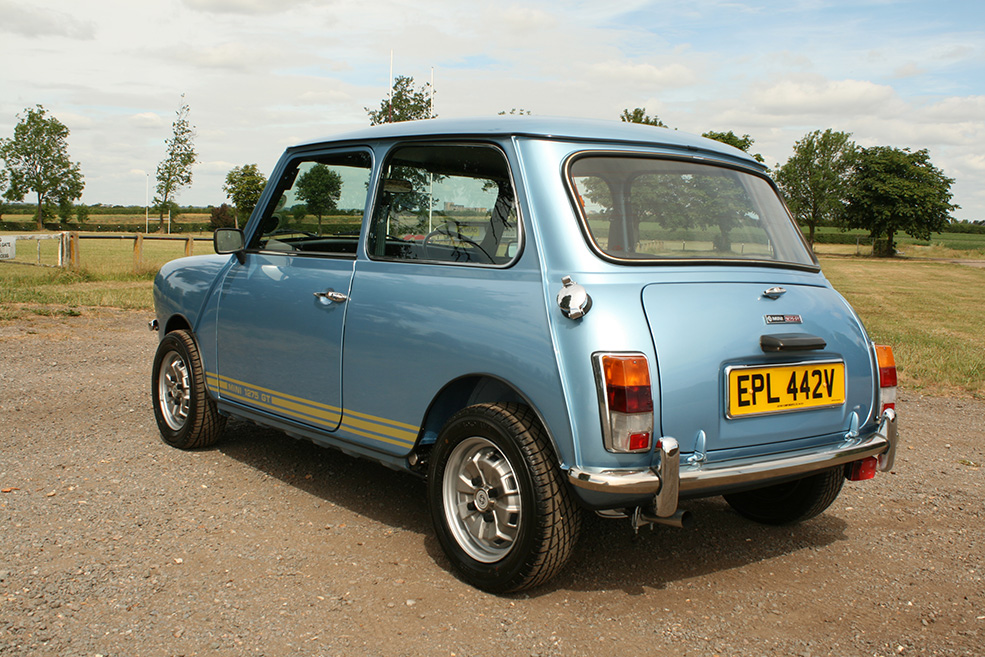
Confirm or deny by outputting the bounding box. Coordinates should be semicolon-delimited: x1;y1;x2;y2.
415;374;568;467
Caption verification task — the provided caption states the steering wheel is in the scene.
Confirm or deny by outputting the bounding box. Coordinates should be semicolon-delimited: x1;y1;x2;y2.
423;223;494;264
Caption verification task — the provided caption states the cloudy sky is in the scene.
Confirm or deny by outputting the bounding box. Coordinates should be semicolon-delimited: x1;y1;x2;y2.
2;0;983;221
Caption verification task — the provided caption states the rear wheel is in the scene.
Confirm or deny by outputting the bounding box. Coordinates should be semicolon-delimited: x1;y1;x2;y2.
724;467;844;525
152;330;226;449
428;403;580;593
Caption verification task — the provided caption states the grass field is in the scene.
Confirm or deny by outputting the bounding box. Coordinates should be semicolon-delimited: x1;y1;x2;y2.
1;235;983;398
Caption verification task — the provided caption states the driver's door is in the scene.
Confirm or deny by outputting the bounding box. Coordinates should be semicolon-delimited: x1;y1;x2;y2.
213;150;372;433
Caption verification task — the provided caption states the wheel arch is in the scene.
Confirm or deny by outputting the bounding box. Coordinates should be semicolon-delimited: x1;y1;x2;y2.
414;375;563;466
163;313;193;336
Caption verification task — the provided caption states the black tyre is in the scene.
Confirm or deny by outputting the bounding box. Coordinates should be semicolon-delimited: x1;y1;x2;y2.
428;403;581;593
723;467;845;525
151;330;226;449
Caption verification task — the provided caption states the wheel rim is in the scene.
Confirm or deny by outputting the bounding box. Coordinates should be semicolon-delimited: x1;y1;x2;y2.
442;436;522;563
158;350;190;431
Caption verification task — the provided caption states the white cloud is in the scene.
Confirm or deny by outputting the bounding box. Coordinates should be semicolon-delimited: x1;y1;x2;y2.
130;113;166;129
500;5;558;31
178;42;281;72
756;77;903;117
588;61;696;88
182;0;317;15
0;1;94;38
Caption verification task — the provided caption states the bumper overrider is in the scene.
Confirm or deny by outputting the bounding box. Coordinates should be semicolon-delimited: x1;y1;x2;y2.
568;409;899;518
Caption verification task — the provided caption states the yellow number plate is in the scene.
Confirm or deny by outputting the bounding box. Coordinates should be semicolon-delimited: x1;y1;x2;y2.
727;360;846;418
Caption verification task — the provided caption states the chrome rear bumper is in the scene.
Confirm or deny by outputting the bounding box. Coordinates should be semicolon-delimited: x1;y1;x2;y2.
568;409;898;517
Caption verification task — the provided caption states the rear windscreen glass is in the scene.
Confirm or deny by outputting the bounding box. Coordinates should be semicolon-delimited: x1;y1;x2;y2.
568;155;816;267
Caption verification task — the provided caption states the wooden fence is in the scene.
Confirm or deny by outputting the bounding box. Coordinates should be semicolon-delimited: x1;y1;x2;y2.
0;232;213;271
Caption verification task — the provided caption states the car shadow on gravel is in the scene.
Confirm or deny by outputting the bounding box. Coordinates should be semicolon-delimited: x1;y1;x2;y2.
540;499;850;597
215;420;849;596
215;420;431;536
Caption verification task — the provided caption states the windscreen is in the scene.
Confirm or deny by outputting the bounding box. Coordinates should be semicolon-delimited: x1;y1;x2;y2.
568;155;816;267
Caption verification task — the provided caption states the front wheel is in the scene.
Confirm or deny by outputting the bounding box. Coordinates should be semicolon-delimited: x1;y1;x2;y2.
152;330;226;449
428;403;580;593
723;467;845;525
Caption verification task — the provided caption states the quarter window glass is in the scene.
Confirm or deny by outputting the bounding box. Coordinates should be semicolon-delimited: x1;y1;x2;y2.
569;156;814;266
368;144;519;265
253;151;371;256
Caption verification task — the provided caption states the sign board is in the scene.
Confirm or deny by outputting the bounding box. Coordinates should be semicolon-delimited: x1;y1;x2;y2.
0;236;15;260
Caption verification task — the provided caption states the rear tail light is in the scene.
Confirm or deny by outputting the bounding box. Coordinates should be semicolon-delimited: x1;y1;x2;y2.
874;344;897;414
593;353;653;453
847;456;878;481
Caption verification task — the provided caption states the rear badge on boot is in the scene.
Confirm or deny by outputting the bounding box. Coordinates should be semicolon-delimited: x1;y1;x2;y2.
764;314;803;324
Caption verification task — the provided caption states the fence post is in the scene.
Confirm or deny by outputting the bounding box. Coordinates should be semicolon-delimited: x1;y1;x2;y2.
185;236;194;257
69;232;80;268
133;233;143;271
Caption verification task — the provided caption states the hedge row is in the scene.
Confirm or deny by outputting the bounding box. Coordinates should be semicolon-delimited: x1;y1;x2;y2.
0;221;361;235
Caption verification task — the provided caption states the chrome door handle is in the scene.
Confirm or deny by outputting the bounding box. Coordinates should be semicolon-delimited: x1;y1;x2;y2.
313;290;348;303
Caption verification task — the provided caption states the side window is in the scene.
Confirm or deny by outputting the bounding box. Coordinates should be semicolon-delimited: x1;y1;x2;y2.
252;150;372;256
368;144;519;265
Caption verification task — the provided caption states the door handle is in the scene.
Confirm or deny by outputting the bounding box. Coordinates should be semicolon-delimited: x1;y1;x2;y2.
313;290;348;303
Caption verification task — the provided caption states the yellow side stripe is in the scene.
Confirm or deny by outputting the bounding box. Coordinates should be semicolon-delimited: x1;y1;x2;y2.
206;371;418;447
221;390;340;429
209;372;341;413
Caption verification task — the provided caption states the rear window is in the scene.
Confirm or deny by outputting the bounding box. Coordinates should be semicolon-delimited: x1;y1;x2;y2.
567;155;816;267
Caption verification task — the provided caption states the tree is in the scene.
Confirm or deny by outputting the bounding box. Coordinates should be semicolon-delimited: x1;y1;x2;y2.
295;164;342;230
620;108;667;127
223;164;268;228
208;203;236;231
499;108;532;116
842;146;957;256
0;105;84;230
0;168;8;221
702;130;765;163
366;75;436;125
154;97;196;230
775;129;857;246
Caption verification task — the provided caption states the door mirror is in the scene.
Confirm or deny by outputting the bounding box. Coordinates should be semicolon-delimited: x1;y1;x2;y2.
214;228;245;255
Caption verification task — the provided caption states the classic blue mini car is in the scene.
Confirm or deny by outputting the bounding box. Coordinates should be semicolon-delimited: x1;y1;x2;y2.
151;117;898;592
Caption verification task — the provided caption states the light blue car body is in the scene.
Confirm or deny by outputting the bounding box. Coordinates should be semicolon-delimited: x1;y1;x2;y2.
153;117;896;512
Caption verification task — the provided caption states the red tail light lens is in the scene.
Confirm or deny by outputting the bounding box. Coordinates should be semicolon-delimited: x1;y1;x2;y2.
594;353;654;453
847;456;878;481
874;344;897;413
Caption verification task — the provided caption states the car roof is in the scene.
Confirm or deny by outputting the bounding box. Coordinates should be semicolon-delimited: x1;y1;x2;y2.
294;116;765;168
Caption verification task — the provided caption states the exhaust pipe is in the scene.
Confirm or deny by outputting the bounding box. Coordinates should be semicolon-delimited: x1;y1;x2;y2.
632;507;694;530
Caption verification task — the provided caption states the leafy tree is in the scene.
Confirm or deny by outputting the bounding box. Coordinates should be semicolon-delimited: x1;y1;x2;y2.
57;196;74;225
620;108;667;127
0;105;85;230
291;203;308;224
75;203;89;225
209;203;236;230
843;146;957;256
0;168;8;221
295;164;342;230
223;163;268;228
155;97;196;230
775;129;857;246
702;130;765;163
366;75;436;125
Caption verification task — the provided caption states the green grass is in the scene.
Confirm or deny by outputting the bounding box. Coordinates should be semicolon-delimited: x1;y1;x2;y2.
0;265;155;311
820;256;985;398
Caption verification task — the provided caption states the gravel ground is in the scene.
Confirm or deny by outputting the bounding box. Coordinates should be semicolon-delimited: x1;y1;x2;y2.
1;308;983;657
